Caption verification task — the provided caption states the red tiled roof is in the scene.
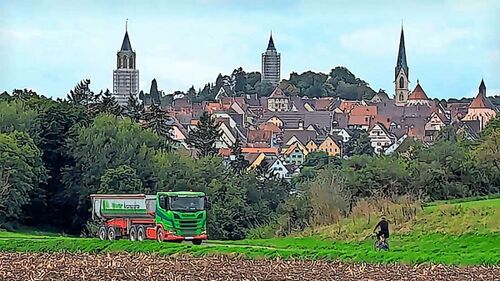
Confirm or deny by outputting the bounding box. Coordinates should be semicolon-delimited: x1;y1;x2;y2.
314;98;333;111
247;129;273;144
258;122;281;133
218;148;232;157
469;92;494;109
338;101;361;112
348;115;371;126
370;115;392;129
350;105;377;117
408;83;429;100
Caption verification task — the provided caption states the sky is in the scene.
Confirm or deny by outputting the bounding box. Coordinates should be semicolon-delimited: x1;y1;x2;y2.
1;0;499;100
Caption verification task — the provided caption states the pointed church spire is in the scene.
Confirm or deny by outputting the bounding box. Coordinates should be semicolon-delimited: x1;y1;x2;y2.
120;21;132;51
267;31;276;51
395;26;408;80
479;79;486;96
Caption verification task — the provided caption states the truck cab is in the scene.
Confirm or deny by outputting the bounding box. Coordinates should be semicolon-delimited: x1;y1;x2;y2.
153;191;209;244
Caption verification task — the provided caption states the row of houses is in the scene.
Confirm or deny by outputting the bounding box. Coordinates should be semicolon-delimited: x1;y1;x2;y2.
161;79;497;179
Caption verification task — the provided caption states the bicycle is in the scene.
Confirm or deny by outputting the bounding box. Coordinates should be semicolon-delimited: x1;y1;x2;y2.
373;233;389;251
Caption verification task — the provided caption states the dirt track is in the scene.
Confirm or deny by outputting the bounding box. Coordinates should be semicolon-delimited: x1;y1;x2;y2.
0;253;498;281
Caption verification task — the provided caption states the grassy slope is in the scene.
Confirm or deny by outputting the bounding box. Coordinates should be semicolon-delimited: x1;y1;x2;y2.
1;198;499;265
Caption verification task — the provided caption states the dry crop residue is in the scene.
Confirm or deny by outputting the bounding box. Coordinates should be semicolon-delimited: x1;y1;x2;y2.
0;253;498;281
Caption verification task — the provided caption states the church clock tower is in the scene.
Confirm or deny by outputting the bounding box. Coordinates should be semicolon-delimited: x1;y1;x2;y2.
395;26;409;106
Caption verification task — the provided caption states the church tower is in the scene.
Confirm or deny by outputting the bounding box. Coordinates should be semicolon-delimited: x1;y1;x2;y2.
261;32;281;87
394;26;410;106
113;22;139;106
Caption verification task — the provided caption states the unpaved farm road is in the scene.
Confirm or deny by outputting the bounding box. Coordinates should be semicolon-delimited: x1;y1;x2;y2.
0;253;498;281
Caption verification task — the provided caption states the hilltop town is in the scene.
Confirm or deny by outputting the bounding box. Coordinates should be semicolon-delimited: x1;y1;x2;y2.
108;26;498;180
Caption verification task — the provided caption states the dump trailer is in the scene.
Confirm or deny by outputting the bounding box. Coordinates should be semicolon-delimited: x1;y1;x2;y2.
90;191;208;244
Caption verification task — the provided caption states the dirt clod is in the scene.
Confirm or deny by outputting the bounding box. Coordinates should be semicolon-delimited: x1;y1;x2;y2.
0;252;498;281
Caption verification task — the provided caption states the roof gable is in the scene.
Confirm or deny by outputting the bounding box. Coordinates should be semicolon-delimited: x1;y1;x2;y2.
269;87;287;98
408;82;429;100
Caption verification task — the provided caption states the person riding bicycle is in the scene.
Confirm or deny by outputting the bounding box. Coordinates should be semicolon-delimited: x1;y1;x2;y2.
373;216;389;242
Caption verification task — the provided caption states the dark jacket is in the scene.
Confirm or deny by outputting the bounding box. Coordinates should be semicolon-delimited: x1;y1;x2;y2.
375;220;389;234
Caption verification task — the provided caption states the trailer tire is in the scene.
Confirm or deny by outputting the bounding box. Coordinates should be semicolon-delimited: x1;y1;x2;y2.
137;226;146;241
98;226;107;241
192;239;202;245
107;227;117;241
156;227;164;242
129;226;137;241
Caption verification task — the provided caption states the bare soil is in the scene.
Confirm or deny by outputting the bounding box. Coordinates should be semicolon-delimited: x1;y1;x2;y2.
0;252;498;281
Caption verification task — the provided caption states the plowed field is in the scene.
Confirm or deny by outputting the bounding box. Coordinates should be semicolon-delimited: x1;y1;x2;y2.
1;252;498;281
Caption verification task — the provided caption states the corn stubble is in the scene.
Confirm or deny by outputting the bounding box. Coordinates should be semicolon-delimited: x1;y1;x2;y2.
0;253;498;281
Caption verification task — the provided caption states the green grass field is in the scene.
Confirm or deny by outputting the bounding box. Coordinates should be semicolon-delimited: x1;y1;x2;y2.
1;198;499;265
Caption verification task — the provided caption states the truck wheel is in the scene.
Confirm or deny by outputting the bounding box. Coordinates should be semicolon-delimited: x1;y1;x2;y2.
137;226;146;241
98;226;107;241
129;226;137;241
107;227;117;241
156;228;164;242
192;239;202;245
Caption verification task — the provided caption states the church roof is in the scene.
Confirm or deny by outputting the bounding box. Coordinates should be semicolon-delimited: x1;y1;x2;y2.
267;33;276;51
395;27;409;79
469;93;495;109
408;82;429;100
121;31;132;51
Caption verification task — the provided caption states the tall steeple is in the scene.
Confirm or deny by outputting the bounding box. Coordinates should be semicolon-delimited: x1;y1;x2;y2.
395;26;409;79
394;25;410;106
261;31;281;87
113;21;139;106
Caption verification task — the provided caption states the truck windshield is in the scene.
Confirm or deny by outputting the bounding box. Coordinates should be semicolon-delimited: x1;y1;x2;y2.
169;196;205;211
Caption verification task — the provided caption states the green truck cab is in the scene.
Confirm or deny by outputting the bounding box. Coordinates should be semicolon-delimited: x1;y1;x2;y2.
155;191;209;244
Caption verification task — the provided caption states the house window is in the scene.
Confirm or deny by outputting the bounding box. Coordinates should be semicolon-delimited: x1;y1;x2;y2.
298;154;302;158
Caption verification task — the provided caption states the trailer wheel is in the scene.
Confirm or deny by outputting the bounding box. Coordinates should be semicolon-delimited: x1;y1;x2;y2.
98;226;107;241
192;239;202;245
107;227;117;241
129;226;137;241
137;226;146;241
156;228;164;242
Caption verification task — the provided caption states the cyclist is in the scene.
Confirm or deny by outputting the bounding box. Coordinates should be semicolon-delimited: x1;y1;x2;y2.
373;216;389;243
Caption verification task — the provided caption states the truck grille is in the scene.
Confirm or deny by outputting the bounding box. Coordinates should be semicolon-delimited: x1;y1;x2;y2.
178;220;200;235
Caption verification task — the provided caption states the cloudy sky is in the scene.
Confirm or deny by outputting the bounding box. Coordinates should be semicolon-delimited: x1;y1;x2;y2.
1;0;499;99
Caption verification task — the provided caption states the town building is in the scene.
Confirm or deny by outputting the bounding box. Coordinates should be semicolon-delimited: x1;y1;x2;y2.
462;80;497;131
267;87;290;112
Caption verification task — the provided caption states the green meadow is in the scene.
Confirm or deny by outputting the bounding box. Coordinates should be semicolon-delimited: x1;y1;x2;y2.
1;198;499;265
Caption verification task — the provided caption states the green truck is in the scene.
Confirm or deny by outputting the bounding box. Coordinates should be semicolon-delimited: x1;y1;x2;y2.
90;191;209;244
